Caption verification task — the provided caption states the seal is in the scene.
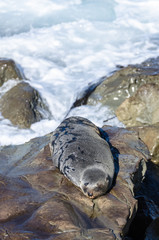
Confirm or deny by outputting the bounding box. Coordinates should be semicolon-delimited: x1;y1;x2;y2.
50;116;115;199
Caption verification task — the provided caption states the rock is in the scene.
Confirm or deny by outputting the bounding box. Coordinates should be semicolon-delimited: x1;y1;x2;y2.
125;159;159;240
138;161;159;215
74;57;159;112
72;77;104;108
0;81;51;128
128;124;159;165
116;83;159;127
125;197;159;240
101;126;149;215
0;59;51;128
0;58;25;86
0;123;149;239
120;125;159;239
87;65;142;111
145;217;159;240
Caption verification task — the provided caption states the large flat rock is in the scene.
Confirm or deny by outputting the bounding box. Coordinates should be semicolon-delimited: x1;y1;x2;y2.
0;125;149;239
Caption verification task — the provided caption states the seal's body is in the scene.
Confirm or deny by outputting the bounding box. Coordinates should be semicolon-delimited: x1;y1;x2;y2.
50;117;114;198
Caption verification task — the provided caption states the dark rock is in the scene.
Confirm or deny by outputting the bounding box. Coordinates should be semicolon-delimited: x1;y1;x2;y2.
72;77;105;108
0;81;51;128
145;217;159;240
0;58;25;86
138;161;159;212
125;160;159;240
0;123;149;239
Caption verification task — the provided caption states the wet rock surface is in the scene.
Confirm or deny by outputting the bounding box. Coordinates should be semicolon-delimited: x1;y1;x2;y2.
0;81;51;128
0;123;149;239
72;57;159;113
0;59;25;86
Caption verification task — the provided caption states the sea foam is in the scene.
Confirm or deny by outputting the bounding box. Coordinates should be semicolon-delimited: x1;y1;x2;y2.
0;0;159;145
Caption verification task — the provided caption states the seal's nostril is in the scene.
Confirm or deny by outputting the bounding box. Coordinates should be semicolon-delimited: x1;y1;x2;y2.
88;192;93;197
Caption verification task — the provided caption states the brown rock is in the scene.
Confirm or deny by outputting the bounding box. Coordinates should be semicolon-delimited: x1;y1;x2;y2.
116;83;159;127
0;81;51;128
0;58;25;86
0;229;36;240
128;124;159;165
50;229;116;240
24;197;81;234
0;125;149;239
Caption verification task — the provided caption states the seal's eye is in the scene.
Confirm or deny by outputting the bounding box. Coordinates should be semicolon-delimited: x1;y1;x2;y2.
84;182;89;186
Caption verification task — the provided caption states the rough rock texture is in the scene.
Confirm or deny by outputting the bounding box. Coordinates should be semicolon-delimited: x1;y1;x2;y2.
0;124;149;240
116;83;159;127
0;58;25;86
0;81;51;128
74;57;159;112
128;124;159;165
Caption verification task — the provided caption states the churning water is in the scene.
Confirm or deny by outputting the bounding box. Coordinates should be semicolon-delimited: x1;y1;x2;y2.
1;0;159;145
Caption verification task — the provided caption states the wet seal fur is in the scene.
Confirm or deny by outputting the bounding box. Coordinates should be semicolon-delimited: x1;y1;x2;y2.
50;116;115;199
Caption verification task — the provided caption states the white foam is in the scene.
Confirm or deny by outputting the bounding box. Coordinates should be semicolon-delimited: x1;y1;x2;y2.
0;0;115;36
67;104;125;128
0;0;159;145
0;80;19;97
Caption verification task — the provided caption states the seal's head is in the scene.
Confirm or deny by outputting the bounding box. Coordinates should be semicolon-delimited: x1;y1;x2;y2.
80;168;110;199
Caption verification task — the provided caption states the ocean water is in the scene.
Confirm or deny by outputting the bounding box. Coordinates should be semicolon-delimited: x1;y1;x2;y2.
1;0;159;145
